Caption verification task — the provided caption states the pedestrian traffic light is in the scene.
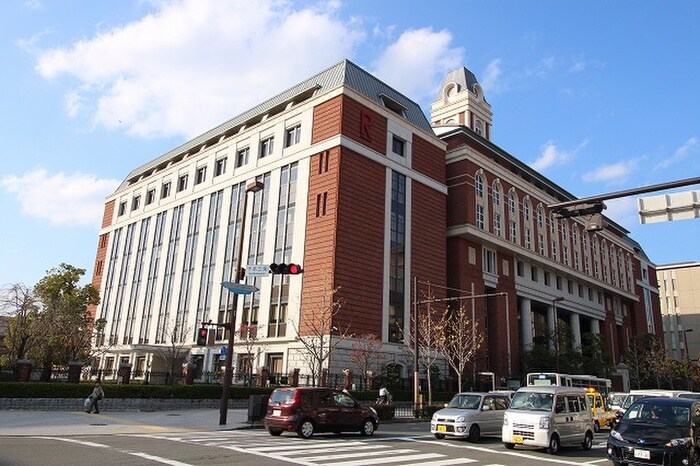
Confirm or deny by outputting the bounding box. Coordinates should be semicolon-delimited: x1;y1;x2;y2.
196;327;208;346
269;263;303;275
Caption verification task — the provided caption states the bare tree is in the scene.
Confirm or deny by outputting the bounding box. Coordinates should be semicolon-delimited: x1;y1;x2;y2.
234;323;268;386
157;322;192;385
0;283;39;365
439;305;483;391
349;333;385;390
292;277;350;386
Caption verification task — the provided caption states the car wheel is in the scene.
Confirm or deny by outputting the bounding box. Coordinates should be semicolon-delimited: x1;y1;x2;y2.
360;418;375;436
582;431;593;450
268;428;283;436
434;433;446;440
546;433;560;455
467;424;480;442
297;419;315;439
594;421;600;433
503;442;515;450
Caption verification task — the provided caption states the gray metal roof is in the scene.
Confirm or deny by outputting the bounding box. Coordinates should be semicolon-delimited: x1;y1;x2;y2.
117;59;432;191
438;67;486;103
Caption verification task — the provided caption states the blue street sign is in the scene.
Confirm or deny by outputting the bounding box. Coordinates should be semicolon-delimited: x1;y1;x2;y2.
220;346;227;355
221;281;259;294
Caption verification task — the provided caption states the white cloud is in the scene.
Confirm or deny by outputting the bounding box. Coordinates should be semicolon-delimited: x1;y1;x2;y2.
480;59;503;95
654;136;699;170
372;28;464;101
530;139;588;171
0;169;120;226
582;159;640;184
32;0;363;139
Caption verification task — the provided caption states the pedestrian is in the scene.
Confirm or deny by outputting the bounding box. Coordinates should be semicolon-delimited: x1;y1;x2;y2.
378;386;391;405
85;381;105;414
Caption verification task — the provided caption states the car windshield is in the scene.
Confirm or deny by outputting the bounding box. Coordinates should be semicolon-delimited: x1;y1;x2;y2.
622;394;648;409
610;393;627;406
446;394;482;409
623;401;690;427
510;392;553;412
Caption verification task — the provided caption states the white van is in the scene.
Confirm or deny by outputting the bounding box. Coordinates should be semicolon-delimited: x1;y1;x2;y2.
502;385;594;454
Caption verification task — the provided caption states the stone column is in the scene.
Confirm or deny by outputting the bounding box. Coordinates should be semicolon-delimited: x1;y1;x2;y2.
290;368;299;387
259;367;269;387
570;313;582;351
547;303;557;351
343;370;353;391
520;298;533;351
591;319;600;334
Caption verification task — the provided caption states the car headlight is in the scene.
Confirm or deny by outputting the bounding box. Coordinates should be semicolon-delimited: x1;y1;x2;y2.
539;416;550;429
503;413;508;425
456;416;465;423
610;429;624;441
666;437;692;448
432;412;439;421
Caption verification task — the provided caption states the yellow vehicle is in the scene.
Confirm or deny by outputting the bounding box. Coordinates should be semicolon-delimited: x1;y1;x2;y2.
586;388;616;432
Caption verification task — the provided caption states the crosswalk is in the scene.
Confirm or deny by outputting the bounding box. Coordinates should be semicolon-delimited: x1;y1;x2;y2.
136;430;484;466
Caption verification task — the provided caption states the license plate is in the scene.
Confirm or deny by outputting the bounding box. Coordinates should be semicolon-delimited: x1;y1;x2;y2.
437;425;447;432
512;435;524;444
634;449;650;460
273;409;281;416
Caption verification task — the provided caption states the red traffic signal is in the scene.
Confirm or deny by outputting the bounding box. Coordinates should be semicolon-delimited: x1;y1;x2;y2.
269;263;303;275
196;327;208;346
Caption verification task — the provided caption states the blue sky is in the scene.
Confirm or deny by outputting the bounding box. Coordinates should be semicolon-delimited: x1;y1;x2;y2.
1;0;699;288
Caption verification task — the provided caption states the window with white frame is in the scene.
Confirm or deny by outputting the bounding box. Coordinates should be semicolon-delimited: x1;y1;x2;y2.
285;125;301;147
509;220;517;243
161;181;171;199
195;166;206;185
494;212;502;236
118;201;127;216
538;233;545;255
236;147;249;167
475;172;484;198
145;188;155;205
523;199;531;221
525;228;532;250
483;248;497;274
177;174;188;192
537;206;544;228
260;136;274;158
563;245;569;266
508;190;517;214
476;204;485;229
215;157;227;176
493;181;501;206
131;195;140;211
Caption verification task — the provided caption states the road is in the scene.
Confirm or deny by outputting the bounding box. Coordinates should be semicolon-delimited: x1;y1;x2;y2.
0;422;612;466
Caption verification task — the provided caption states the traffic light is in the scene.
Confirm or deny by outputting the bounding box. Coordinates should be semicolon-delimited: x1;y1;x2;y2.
196;327;208;346
269;263;303;275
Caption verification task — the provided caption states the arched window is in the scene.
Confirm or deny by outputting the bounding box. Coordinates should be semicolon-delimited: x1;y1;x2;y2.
508;189;518;214
493;181;501;206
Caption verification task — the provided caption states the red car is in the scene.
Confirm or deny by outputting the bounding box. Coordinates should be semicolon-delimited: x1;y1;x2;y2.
264;387;379;439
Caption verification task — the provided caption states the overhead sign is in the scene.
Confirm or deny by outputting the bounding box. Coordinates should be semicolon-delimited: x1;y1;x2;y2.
639;190;700;224
246;264;270;277
221;281;259;294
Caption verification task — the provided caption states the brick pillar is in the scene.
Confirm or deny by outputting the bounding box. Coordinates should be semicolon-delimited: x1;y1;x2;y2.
16;360;32;382
67;361;83;384
117;363;132;385
259;367;269;387
289;368;300;387
321;368;328;387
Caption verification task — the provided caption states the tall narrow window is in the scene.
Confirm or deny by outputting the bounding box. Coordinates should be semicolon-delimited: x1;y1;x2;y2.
475;173;484;198
195;167;206;185
476;205;485;229
145;189;155;205
177;174;188;192
215;157;227;176
161;182;171;199
388;171;406;344
392;135;405;156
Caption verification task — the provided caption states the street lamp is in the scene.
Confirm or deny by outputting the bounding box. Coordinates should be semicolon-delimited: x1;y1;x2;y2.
552;297;564;372
219;180;264;425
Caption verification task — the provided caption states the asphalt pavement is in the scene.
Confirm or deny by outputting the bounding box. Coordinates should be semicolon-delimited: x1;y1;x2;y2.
0;408;253;436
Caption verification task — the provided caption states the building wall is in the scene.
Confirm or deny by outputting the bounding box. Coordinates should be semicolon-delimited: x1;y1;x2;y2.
658;262;700;361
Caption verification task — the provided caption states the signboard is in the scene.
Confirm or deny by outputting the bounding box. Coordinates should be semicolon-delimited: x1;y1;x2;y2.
246;264;271;277
221;281;259;294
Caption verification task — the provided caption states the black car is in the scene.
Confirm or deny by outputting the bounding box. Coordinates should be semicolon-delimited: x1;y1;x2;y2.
607;396;700;466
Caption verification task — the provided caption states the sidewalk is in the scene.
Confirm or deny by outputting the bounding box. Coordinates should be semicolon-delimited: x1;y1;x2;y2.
0;408;254;437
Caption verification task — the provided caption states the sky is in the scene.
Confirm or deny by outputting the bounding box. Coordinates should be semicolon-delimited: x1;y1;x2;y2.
1;0;699;288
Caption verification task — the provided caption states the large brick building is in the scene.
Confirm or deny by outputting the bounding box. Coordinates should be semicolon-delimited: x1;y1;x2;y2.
89;60;661;387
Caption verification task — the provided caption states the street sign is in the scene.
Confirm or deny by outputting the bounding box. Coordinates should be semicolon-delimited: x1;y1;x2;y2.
220;346;227;355
246;264;271;277
221;281;259;294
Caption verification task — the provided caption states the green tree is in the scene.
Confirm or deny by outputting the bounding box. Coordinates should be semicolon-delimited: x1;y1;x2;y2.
28;263;99;379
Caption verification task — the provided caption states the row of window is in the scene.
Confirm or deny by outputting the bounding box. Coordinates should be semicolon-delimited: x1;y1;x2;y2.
116;125;304;218
474;169;634;292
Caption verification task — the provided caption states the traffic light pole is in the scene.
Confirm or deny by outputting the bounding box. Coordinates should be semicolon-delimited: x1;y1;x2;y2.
219;181;263;425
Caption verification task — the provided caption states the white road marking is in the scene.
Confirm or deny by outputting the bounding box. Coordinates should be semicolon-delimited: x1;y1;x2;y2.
34;436;194;466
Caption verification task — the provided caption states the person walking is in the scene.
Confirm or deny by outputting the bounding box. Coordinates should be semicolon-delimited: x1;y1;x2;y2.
85;381;105;414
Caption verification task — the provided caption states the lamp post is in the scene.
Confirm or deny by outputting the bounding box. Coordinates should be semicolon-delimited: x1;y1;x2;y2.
219;180;264;425
552;297;564;372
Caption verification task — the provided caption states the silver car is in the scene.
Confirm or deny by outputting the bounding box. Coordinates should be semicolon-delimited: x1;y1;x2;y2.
431;392;511;441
